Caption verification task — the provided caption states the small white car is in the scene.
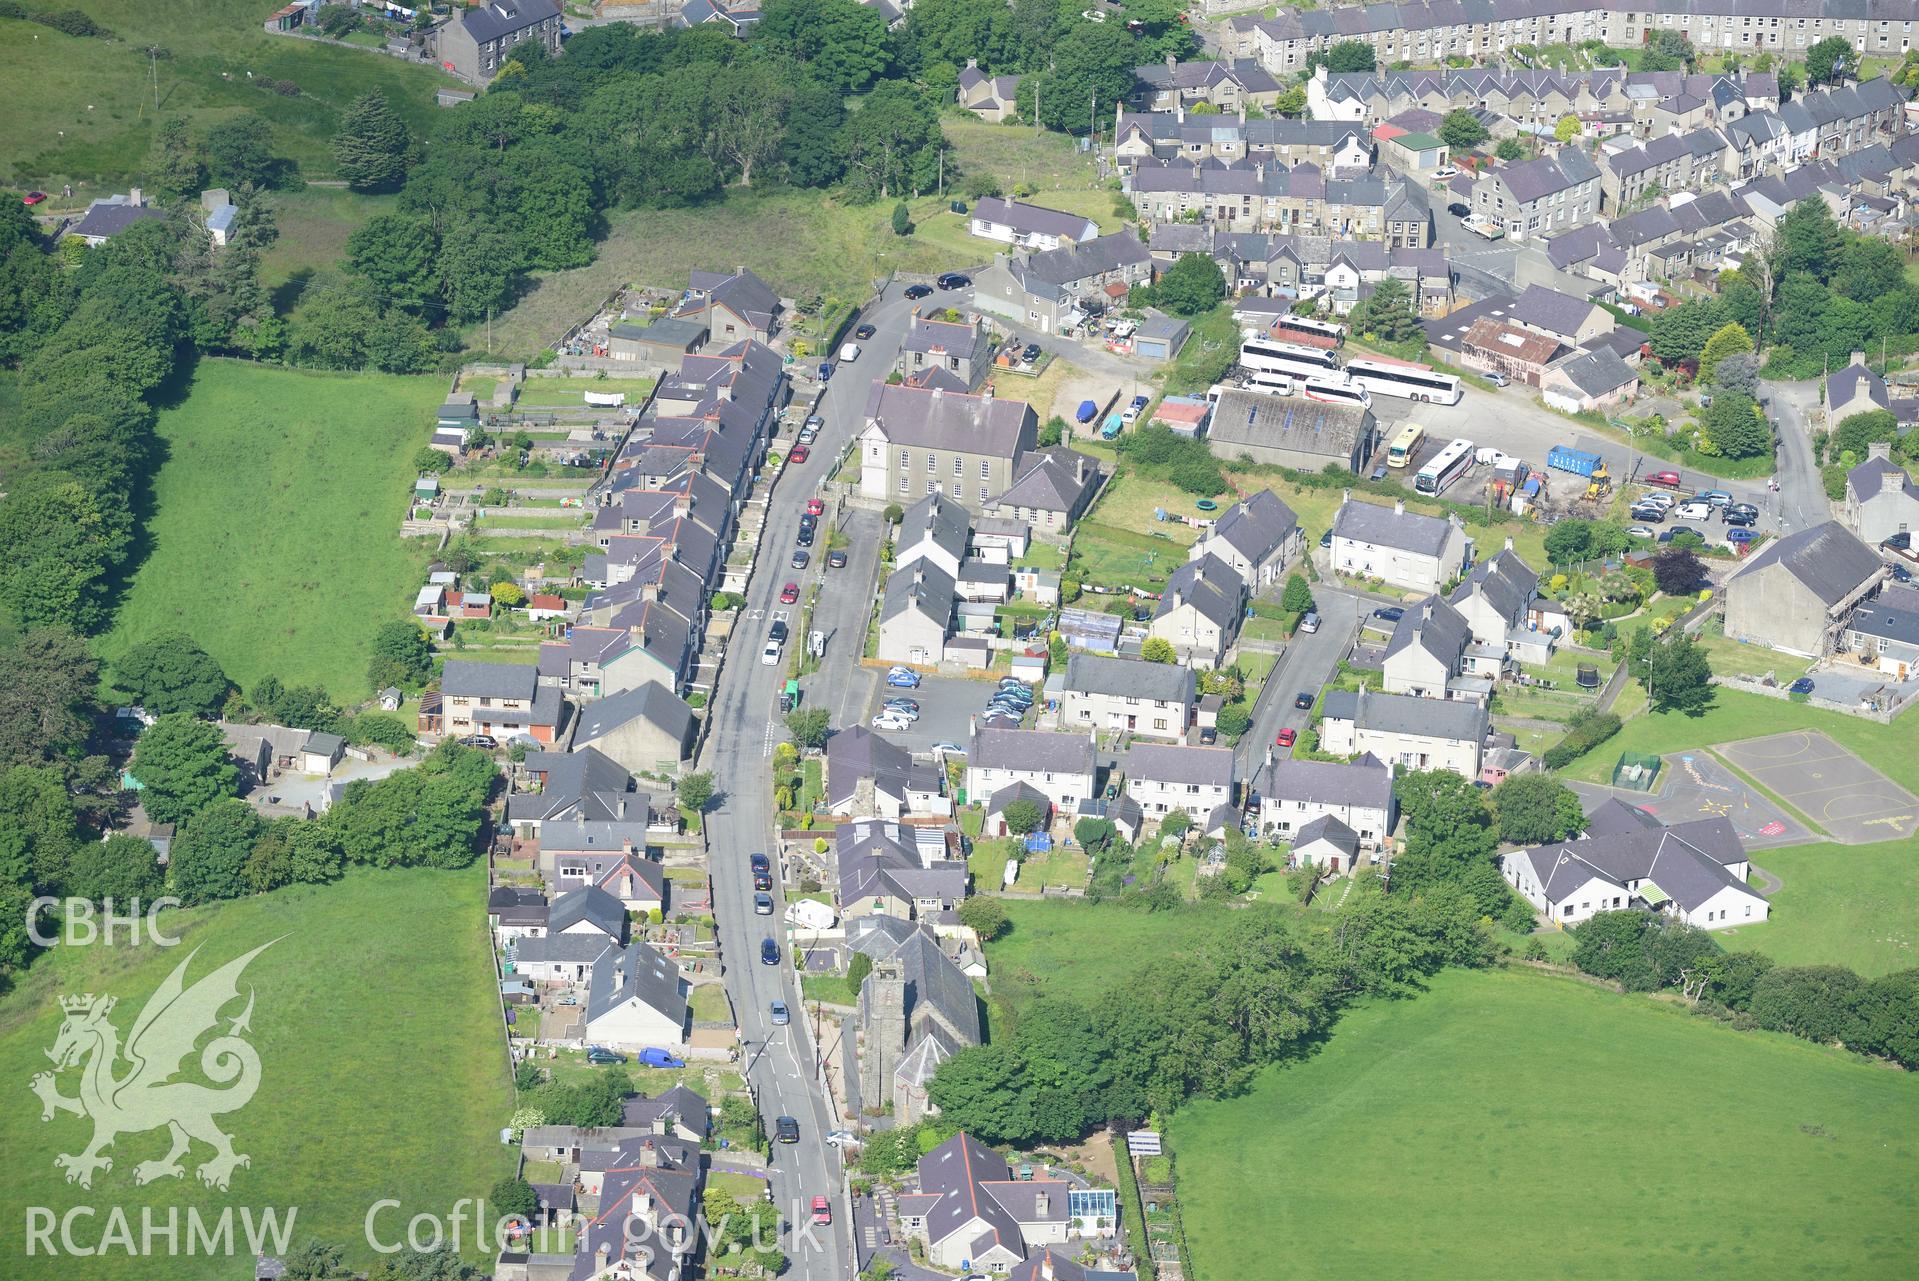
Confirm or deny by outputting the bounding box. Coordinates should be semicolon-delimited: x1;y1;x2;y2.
761;639;783;665
1639;491;1675;509
1627;525;1656;539
871;713;912;731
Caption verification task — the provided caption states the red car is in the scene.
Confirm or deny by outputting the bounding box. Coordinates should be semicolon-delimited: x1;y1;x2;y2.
811;1196;832;1226
806;498;825;516
1275;728;1297;748
21;191;47;206
1645;470;1683;488
789;444;810;464
780;582;800;604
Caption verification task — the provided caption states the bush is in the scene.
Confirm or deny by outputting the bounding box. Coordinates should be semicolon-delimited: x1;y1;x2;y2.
1542;709;1622;769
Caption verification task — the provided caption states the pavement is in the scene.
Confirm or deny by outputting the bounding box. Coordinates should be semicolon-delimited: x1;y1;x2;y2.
698;281;943;1281
1235;586;1362;778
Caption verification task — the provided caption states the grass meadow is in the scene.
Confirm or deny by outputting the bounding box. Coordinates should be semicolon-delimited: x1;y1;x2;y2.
1723;840;1919;977
1171;967;1919;1281
99;358;439;698
0;867;515;1280
0;0;458;188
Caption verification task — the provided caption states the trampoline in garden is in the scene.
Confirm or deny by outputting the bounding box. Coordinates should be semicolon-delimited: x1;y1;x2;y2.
1611;750;1663;791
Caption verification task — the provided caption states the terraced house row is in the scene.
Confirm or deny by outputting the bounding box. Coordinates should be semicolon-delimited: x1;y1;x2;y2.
1250;0;1919;74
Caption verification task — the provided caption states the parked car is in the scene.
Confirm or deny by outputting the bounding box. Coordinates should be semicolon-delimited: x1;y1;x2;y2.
638;1048;686;1068
1276;727;1297;748
802;415;824;433
789;444;811;464
796;525;815;548
1700;490;1732;507
1674;500;1714;522
1020;343;1042;363
753;870;773;892
811;1197;833;1226
1319;529;1333;548
780;582;800;604
903;283;933;299
1447;201;1470;218
883;697;920;713
1627;525;1656;539
1373;606;1405;622
750;851;771;874
1788;677;1816;695
827;549;848;568
1727;502;1759;520
872;713;913;730
1891;563;1913;583
1645;470;1683;488
769;618;789;643
1630;504;1667;523
754;891;773;915
461;734;498;750
760;938;780;966
1299;611;1320;633
775;1116;800;1143
816;364;833;383
1724;508;1757;527
791;548;810;569
886;669;920;688
1657;526;1702;544
1198;726;1217;745
936;271;971;289
931;741;964;754
797;425;819;445
838;342;863;363
761;639;783;666
1486;371;1510;388
586;1047;627;1065
770;999;790;1026
1430;165;1458;180
1294;691;1314;709
853;322;877;340
806;497;826;516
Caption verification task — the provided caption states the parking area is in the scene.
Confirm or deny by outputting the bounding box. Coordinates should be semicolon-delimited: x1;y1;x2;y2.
1715;731;1919;845
862;671;1036;754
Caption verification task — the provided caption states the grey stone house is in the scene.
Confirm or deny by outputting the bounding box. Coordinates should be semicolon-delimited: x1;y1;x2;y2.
436;0;562;85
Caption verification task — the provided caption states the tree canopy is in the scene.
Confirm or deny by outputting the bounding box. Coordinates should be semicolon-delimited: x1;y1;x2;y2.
113;633;231;717
132;714;241;825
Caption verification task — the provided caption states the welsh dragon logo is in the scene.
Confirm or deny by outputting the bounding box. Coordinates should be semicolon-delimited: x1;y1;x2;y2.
30;941;275;1191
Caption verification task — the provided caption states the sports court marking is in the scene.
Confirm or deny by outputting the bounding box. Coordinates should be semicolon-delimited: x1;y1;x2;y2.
1714;732;1919;845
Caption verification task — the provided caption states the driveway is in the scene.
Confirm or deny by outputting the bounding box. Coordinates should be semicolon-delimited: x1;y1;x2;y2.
1235;586;1361;777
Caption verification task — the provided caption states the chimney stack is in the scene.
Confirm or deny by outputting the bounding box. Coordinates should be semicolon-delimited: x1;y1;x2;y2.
1869;440;1892;460
1035;1190;1051;1217
1394;498;1405;515
129;186;143;206
640;1138;659;1168
1504;535;1515;552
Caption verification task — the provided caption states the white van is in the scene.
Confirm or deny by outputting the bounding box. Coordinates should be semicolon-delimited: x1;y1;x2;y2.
838;342;863;363
1674;500;1714;522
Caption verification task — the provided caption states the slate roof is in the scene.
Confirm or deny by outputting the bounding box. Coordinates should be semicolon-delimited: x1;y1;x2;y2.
900;492;972;564
548;885;628;939
1384;594;1471;667
1846;587;1919;647
836;818;968;908
1258;754;1394;810
584;939;686;1029
1123;742;1235;788
1506;816;1752;914
1332;498;1455;557
69;198;168;241
827;726;919;811
457;0;558;42
1548;347;1637;398
1582;796;1664;838
441;658;540;701
1294;813;1360;857
1731;520;1884;607
572;683;697;753
994;448;1100;514
1498;153;1592;204
1447;547;1540;626
882;561;957;629
971;196;1097;241
1064;653;1196;704
867;382;1034;460
1848;455;1918;502
1508;284;1601;343
1323;687;1487;744
969;726;1095;777
1827;360;1889;413
1009;228;1154;294
919;1133;1022;1251
1156;553;1243;632
1206;489;1300;568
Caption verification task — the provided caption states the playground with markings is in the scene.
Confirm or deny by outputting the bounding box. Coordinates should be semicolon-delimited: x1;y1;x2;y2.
1714;731;1919;845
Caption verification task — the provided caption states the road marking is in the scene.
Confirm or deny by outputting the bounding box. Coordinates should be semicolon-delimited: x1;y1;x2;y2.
763;718;780;757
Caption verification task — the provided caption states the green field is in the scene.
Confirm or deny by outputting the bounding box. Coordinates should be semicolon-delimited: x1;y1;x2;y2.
1725;840;1919;977
99;358;438;697
986;899;1243;1026
0;0;458;187
1559;688;1919;799
1172;967;1919;1281
0;868;514;1280
479;117;1114;357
